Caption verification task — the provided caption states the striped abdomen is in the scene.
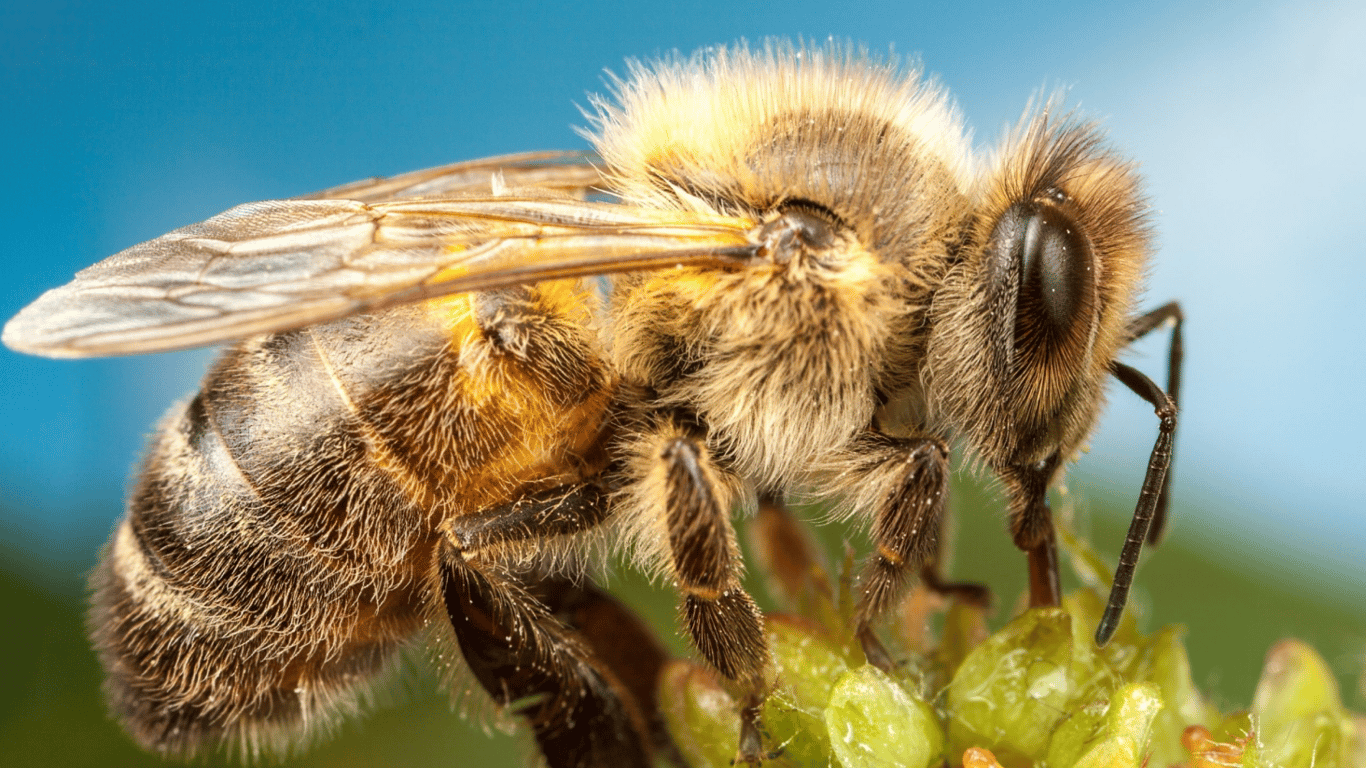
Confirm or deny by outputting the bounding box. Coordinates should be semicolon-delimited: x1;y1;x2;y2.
89;284;613;757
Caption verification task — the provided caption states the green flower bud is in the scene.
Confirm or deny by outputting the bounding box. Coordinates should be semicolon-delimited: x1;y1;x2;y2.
823;665;942;768
658;517;1360;768
1251;639;1353;768
764;615;853;766
657;660;741;768
946;608;1120;763
1128;626;1218;766
1065;682;1163;768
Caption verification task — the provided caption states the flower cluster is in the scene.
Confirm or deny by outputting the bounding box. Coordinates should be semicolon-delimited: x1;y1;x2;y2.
657;527;1363;767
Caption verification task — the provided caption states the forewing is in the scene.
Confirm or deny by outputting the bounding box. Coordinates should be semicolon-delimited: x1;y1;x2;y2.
297;150;606;203
3;196;757;358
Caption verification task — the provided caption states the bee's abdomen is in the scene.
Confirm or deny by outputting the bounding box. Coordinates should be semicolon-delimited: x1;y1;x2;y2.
91;288;612;756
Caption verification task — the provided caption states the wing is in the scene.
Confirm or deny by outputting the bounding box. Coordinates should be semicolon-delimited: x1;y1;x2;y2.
4;193;759;359
295;150;606;203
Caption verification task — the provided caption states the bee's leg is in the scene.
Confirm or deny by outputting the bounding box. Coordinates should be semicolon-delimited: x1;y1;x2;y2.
626;423;769;763
440;542;655;767
1096;361;1177;646
534;576;687;768
1124;301;1183;544
1002;454;1063;609
746;494;830;612
444;483;610;557
838;433;954;669
439;484;659;768
917;562;992;606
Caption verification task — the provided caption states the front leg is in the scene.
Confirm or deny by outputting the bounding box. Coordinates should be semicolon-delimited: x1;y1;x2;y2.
1000;453;1064;610
826;431;985;668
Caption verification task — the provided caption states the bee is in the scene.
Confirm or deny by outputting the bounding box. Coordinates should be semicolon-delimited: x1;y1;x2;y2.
3;40;1181;765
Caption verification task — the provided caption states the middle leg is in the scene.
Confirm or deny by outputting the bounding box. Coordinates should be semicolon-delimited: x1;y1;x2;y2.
616;415;770;762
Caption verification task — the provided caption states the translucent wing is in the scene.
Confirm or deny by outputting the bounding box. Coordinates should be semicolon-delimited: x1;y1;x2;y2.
296;150;606;203
4;182;758;359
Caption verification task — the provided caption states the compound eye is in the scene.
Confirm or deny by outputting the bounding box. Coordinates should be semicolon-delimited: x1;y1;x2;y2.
984;194;1100;377
1017;203;1094;337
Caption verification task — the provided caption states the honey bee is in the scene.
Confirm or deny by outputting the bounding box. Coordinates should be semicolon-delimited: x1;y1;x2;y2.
3;40;1181;765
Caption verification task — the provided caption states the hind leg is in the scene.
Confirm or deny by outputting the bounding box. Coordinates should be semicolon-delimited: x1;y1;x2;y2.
534;575;686;768
439;485;659;768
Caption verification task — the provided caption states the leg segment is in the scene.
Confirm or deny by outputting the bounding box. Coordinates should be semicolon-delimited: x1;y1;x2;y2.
446;483;608;559
622;426;768;763
853;437;949;628
654;436;767;686
440;484;664;768
1095;361;1177;645
746;494;829;614
1125;301;1183;544
1002;453;1064;610
534;576;686;768
439;551;655;768
917;562;992;606
826;431;976;669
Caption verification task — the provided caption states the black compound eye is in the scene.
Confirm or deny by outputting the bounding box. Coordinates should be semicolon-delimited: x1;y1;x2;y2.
984;196;1099;371
1018;203;1093;334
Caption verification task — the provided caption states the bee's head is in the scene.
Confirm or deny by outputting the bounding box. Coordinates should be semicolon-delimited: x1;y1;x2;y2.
924;107;1151;506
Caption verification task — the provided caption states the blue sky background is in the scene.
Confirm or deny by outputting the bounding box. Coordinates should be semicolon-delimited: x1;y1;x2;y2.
2;0;1363;598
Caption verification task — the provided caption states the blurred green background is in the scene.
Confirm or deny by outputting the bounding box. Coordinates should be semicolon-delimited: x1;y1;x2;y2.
4;471;1363;767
